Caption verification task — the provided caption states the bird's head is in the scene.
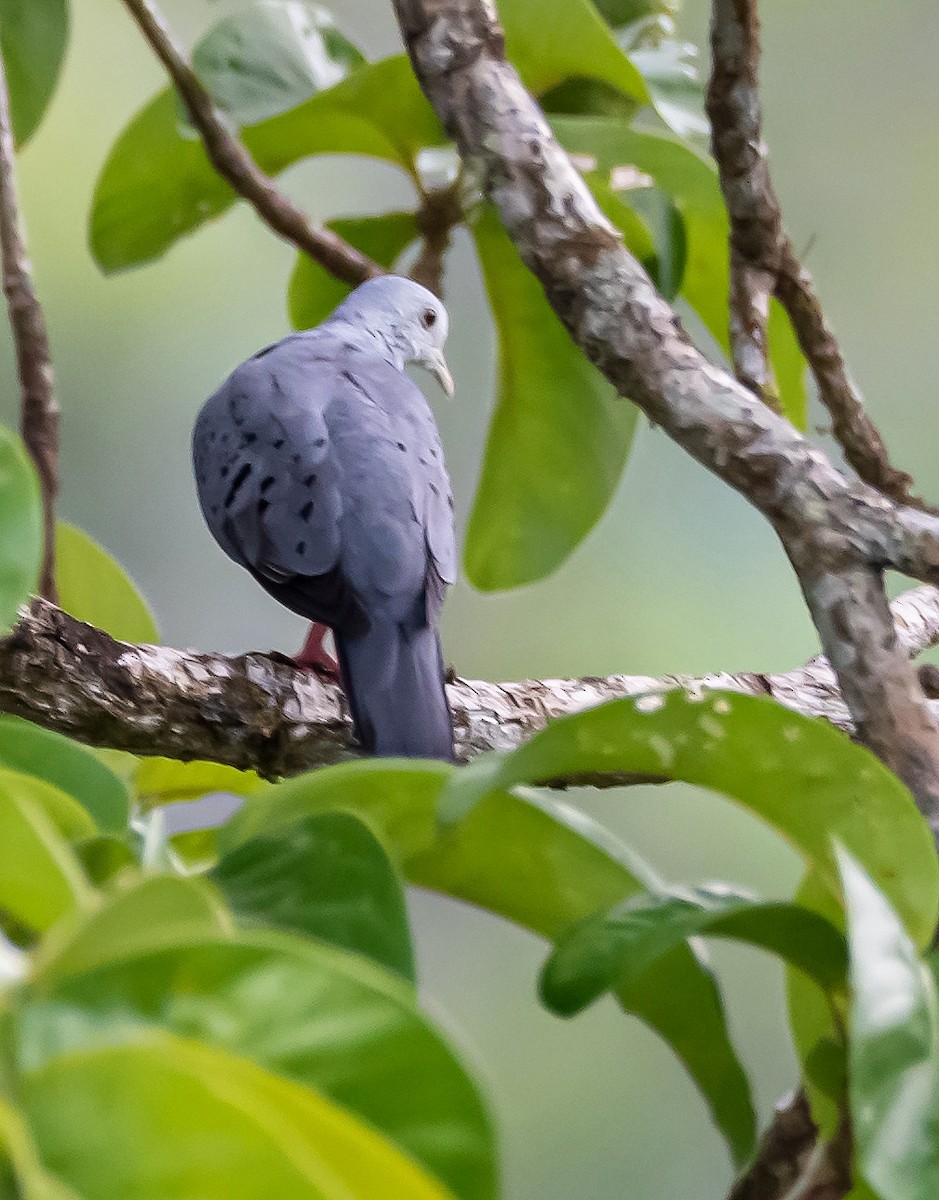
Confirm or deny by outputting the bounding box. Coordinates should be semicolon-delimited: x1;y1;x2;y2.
331;275;454;396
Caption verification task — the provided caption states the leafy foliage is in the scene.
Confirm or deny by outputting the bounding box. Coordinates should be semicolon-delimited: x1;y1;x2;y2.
0;0;68;147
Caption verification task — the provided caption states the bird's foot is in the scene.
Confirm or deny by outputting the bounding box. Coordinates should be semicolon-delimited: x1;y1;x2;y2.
294;622;341;682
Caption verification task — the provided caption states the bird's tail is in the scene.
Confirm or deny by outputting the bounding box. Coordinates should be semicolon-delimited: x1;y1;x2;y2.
336;620;454;760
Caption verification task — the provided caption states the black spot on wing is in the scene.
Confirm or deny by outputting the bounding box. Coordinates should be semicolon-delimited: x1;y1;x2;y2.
224;462;252;509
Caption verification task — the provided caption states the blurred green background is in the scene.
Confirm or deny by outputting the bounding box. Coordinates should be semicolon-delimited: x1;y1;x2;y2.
3;0;937;1195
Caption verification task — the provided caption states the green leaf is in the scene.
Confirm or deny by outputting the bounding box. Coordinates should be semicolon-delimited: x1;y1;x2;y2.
593;0;677;25
21;932;495;1200
33;874;232;986
629;37;708;141
0;773;92;936
193;1;364;126
840;848;939;1200
0;716;131;832
91;57;441;273
55;521;159;643
0;0;69;147
767;298;809;430
214;811;415;982
289;212;419;330
73;834;137;886
23;1033;459;1200
0;426;41;632
442;691;939;947
541;884;847;1016
134;756;267;812
498;0;648;101
552;116;730;347
224;761;756;1165
0;768;97;843
0;1098;82;1200
467;208;638;589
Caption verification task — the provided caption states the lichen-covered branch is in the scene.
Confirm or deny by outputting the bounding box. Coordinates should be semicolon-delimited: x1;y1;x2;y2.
0;589;936;782
119;0;381;286
389;0;939;836
0;52;58;601
706;0;928;512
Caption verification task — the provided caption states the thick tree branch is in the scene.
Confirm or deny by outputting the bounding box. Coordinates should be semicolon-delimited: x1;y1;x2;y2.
0;588;936;782
0;53;58;601
389;0;939;837
706;0;928;512
119;0;381;287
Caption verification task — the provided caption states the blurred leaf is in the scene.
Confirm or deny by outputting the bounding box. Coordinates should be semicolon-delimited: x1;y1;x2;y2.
55;521;159;643
214;811;415;982
840;849;939;1200
593;0;677;25
0;0;69;147
0;768;96;843
134;755;267;811
21;932;495;1200
33;874;231;986
289;212;418;330
0;426;41;633
224;761;756;1165
767;298;809;430
499;0;648;100
441;691;939;947
552;116;729;345
73;834;137;886
168;827;218;871
467;208;638;590
23;1033;459;1200
0;1099;82;1200
0;773;92;937
91;56;442;273
542;884;846;1016
629;38;708;141
193;1;364;126
0;716;130;832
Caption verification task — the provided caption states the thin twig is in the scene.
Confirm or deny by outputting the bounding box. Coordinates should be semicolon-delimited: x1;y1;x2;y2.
0;52;58;601
706;0;930;512
410;182;464;296
119;0;381;286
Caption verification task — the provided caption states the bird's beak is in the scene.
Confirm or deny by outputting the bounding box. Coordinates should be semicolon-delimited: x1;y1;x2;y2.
424;349;455;397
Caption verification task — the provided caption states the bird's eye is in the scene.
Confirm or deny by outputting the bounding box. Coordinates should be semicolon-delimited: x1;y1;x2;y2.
421;307;437;329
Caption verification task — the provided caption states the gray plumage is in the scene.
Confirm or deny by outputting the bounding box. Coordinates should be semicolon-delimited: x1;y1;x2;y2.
192;276;456;759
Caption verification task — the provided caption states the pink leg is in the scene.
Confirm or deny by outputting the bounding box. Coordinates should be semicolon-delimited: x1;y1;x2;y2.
294;621;340;681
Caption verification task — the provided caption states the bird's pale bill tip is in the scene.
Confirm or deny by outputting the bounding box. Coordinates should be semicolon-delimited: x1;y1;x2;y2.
426;350;455;397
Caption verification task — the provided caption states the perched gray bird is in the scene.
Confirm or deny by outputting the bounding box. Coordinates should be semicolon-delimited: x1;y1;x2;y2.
192;276;457;759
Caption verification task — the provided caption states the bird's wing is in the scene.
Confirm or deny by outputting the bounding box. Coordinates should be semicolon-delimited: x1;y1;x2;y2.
192;333;455;633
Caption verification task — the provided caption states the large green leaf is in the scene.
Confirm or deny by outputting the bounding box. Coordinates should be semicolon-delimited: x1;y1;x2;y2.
214;811;415;982
0;773;92;936
593;0;677;24
0;768;96;844
224;761;756;1165
193;1;364;127
91;56;441;273
498;0;648;100
0;716;130;832
55;521;159;644
0;0;69;147
467;208;638;589
840;849;939;1200
552;117;808;427
0;426;41;632
23;1033;458;1200
289;212;419;331
541;884;847;1016
33;874;232;986
20;931;495;1200
441;691;939;947
0;1099;81;1200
